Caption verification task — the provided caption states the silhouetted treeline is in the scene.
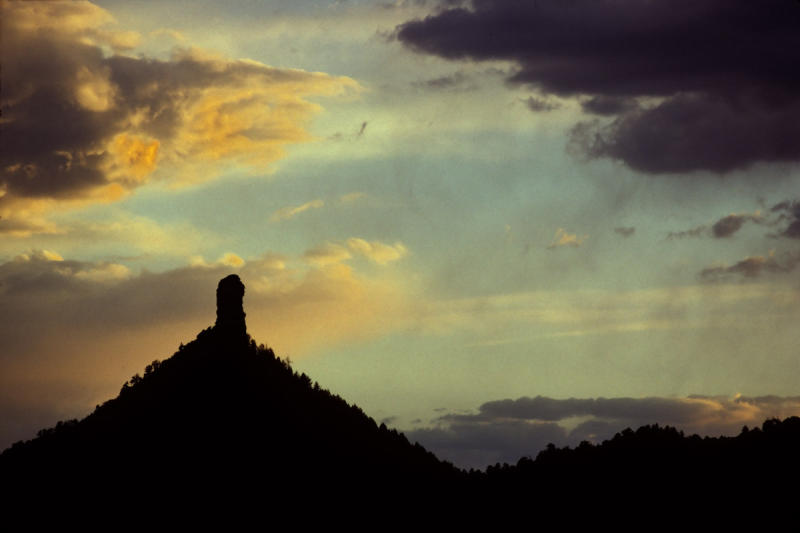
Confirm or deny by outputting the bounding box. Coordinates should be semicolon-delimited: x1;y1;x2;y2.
3;323;800;520
1;326;463;514
470;417;800;518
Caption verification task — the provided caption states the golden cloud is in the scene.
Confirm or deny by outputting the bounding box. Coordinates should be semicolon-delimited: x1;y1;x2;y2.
270;199;325;222
346;238;409;265
547;228;588;249
304;243;353;267
1;1;361;234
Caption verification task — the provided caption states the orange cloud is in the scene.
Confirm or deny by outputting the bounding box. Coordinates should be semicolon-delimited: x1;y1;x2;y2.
1;1;360;234
547;228;588;249
304;243;353;266
107;134;160;184
346;238;409;265
270;199;325;222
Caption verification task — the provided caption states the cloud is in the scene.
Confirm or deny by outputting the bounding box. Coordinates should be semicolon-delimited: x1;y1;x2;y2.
407;394;800;469
547;228;587;249
614;227;635;238
666;225;708;240
456;396;719;425
581;95;638;116
699;250;800;280
397;0;800;174
711;213;762;238
191;253;246;268
270;199;325;222
407;419;566;469
770;200;800;239
524;96;559;113
411;71;475;91
303;243;353;266
1;1;359;233
338;192;368;204
0;212;221;260
410;283;800;344
303;238;409;267
667;212;763;241
0;214;63;238
346;238;409;265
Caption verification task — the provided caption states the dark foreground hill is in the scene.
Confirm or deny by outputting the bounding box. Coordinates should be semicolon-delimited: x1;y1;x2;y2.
3;275;800;520
1;276;461;511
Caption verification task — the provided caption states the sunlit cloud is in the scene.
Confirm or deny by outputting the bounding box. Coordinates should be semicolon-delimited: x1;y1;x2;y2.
189;252;246;268
338;192;368;204
303;242;352;266
1;1;360;234
270;199;325;222
346;238;408;265
547;228;587;249
303;238;409;267
0;213;221;261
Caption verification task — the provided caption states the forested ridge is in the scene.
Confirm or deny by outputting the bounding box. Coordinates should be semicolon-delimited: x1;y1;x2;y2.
3;276;799;518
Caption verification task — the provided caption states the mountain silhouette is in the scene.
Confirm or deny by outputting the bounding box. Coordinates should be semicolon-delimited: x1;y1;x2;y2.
3;275;800;522
1;275;461;514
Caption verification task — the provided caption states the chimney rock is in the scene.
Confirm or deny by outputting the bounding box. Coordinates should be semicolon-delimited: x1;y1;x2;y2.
215;274;247;337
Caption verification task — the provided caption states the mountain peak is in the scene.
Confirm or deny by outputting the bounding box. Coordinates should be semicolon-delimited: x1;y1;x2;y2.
214;274;247;338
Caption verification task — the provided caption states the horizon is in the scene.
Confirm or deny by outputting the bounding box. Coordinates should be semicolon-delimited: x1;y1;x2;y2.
3;0;800;470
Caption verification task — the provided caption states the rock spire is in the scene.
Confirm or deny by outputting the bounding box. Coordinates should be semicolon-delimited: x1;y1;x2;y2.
215;274;247;337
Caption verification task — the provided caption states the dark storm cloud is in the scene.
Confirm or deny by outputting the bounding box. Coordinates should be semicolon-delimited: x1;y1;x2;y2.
408;394;800;469
397;0;800;174
524;96;559;113
699;251;800;280
1;17;120;201
582;96;638;116
614;227;635;238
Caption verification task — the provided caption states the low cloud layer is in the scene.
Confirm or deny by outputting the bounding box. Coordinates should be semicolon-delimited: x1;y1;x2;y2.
397;0;800;174
408;394;800;469
1;1;358;234
700;250;800;281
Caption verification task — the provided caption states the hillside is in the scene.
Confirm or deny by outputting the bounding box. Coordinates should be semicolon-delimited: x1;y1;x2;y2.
0;275;461;509
3;275;800;518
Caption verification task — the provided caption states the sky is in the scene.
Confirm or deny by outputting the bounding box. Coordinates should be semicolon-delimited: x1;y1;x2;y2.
3;0;800;469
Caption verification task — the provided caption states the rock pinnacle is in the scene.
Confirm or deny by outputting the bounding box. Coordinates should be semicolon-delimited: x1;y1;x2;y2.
215;274;247;337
